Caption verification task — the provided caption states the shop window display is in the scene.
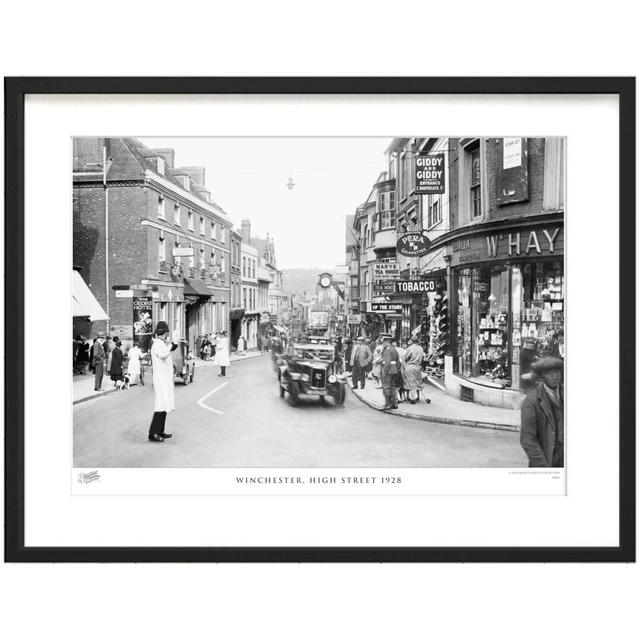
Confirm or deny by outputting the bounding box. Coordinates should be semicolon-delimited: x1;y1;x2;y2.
454;260;564;391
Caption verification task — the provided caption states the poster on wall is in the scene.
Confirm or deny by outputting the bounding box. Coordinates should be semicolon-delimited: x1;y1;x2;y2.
497;137;529;205
133;296;153;352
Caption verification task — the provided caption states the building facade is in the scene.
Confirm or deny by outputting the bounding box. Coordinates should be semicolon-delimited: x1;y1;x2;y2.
346;136;565;409
73;137;232;353
240;239;260;349
229;229;243;349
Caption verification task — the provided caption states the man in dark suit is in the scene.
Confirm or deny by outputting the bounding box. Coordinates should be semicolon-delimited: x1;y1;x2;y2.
92;331;106;391
520;357;564;467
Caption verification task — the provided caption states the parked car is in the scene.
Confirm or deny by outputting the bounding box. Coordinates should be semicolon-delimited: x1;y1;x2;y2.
278;343;347;406
172;340;195;385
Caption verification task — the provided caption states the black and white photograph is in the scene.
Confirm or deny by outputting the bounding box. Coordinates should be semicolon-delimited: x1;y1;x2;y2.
72;135;565;474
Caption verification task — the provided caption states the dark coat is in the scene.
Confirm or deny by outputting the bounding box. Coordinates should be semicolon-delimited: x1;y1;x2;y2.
380;345;400;377
520;383;563;467
110;346;124;379
92;340;105;366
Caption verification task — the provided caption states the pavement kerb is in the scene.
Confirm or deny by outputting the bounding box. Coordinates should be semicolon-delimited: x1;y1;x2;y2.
73;386;119;405
346;385;519;433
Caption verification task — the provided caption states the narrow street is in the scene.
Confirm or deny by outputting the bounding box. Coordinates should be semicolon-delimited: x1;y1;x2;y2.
74;354;526;468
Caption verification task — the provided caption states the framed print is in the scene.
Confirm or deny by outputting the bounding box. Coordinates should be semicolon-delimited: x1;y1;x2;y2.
4;77;635;562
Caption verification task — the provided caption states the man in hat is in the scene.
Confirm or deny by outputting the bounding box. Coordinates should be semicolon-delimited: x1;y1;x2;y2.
350;336;372;389
520;357;564;467
92;331;106;391
378;334;400;410
148;321;178;442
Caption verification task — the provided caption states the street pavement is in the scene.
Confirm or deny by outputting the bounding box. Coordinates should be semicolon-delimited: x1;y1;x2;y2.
74;353;528;468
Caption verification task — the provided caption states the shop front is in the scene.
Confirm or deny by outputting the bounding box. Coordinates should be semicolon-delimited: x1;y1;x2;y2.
443;216;564;409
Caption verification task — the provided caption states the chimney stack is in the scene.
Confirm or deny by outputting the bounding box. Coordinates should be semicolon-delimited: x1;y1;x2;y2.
240;219;251;244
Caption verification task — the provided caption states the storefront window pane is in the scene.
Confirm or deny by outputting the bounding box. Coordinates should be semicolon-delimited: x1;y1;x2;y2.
519;261;564;391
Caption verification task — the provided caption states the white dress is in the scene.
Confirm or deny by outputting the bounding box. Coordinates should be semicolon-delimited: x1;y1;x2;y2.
127;345;142;381
151;338;175;412
215;337;230;367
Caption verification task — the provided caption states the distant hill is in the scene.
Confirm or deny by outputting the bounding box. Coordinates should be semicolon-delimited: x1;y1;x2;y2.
281;267;332;297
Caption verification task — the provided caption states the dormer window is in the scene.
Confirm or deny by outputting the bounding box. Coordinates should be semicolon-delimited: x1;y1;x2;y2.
157;157;165;175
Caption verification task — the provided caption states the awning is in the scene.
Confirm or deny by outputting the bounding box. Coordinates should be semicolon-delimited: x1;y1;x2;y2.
229;308;245;320
72;271;109;321
183;278;213;296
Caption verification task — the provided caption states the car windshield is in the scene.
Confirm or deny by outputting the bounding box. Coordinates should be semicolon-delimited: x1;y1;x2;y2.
293;347;334;361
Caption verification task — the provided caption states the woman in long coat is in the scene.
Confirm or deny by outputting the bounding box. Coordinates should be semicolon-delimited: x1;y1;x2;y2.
372;338;384;388
215;331;230;377
403;335;429;404
109;338;124;385
148;321;177;442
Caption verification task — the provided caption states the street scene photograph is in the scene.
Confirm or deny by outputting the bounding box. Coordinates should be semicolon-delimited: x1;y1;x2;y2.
72;136;565;469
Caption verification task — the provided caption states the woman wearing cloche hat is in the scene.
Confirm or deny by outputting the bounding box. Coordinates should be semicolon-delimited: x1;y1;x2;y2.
148;321;178;442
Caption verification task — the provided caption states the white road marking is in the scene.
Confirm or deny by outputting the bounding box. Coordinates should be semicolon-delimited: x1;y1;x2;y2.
196;381;229;415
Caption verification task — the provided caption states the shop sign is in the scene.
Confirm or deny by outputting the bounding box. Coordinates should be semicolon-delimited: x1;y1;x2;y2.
374;262;399;279
173;247;194;257
394;278;442;294
347;314;362;325
371;303;403;312
415;152;445;194
115;289;134;298
396;233;431;257
132;296;153;352
374;281;395;296
449;226;563;267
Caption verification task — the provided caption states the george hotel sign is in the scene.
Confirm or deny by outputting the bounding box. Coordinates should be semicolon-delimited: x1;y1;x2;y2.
449;226;563;267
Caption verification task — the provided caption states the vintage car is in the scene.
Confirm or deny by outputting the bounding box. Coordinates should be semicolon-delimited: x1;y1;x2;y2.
172;340;196;385
278;343;347;406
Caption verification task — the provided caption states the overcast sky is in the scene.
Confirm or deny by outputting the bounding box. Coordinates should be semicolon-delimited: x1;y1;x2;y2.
140;137;390;269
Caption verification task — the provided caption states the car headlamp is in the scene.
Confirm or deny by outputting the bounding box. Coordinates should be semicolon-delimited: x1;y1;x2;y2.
328;374;337;383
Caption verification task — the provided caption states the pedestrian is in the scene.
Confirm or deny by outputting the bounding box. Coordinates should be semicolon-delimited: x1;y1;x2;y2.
75;335;90;374
404;335;429;404
395;339;407;403
237;334;247;355
344;338;353;373
350;336;372;390
127;339;143;386
104;335;114;376
110;337;124;387
148;321;178;443
92;332;106;391
520;357;564;467
378;334;401;410
216;330;230;377
364;338;374;380
372;337;384;389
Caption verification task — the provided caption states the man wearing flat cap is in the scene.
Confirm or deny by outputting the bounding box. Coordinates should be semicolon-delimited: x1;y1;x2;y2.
520;357;564;467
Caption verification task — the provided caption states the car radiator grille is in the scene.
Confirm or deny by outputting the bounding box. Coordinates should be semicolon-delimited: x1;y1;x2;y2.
311;369;326;388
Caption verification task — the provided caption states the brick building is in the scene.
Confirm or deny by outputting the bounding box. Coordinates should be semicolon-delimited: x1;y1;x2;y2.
429;137;565;408
229;229;243;349
73;137;233;353
345;137;565;409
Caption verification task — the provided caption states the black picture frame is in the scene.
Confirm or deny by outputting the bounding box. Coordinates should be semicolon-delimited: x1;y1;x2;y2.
4;77;636;563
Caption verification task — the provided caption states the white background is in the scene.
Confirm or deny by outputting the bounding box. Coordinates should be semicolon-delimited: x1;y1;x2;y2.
1;2;638;640
27;94;602;548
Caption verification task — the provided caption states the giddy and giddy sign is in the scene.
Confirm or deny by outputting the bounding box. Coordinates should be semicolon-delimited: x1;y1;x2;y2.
415;152;445;194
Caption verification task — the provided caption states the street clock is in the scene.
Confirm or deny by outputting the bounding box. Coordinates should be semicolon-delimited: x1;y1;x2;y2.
318;273;332;288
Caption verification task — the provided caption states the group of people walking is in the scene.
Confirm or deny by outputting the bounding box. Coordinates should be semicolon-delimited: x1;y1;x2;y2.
345;333;430;410
88;332;145;391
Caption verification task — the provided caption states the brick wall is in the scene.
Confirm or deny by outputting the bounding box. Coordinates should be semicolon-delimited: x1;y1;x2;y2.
447;137;547;230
